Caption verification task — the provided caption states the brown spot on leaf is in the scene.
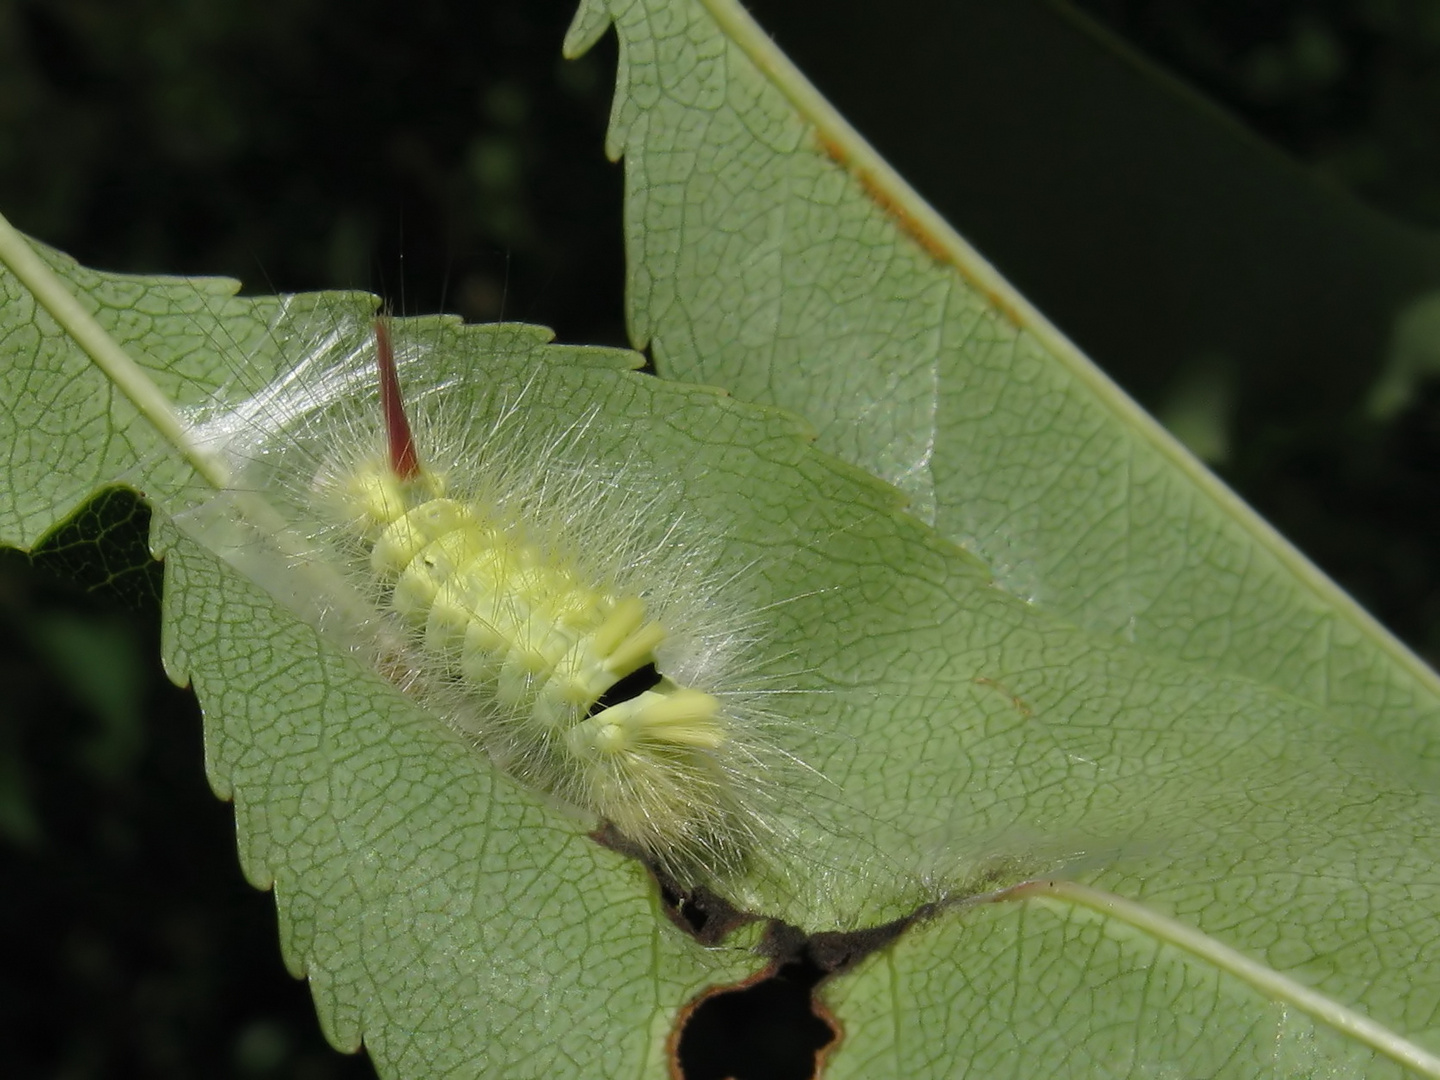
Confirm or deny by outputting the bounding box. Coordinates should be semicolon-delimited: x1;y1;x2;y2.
811;130;1029;328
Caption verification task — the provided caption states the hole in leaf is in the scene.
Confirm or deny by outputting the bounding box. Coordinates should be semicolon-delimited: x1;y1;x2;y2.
672;916;921;1080
675;959;835;1080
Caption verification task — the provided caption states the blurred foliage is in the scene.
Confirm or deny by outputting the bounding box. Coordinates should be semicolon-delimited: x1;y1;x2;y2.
1074;0;1440;227
0;0;1437;1077
0;0;625;340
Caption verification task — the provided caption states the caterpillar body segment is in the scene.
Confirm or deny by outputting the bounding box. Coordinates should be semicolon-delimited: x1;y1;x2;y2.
365;478;724;750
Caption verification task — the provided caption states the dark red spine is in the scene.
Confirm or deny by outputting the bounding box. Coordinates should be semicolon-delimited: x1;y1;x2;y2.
374;318;421;480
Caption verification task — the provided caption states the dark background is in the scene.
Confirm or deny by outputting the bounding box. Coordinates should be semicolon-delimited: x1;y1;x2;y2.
2;1;1437;1077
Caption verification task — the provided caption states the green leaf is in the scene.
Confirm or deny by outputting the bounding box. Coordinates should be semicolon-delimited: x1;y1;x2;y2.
568;0;1440;760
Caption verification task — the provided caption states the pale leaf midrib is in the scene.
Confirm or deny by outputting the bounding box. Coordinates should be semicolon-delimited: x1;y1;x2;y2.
1007;879;1440;1077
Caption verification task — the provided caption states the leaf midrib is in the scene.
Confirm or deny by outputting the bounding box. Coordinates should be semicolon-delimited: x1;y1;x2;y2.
1006;879;1440;1077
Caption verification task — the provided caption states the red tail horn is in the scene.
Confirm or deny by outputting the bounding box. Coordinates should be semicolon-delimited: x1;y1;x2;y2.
375;318;421;480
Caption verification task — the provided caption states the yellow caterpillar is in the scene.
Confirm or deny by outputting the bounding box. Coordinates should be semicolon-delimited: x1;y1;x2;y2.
295;320;774;882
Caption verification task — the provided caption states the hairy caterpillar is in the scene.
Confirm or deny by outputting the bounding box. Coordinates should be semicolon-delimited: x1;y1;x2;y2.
178;301;805;889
